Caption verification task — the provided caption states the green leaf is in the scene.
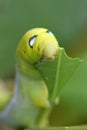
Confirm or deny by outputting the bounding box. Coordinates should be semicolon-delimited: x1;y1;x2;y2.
50;53;87;126
37;48;82;103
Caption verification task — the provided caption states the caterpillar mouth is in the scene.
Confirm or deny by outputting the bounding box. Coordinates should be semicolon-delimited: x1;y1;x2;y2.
38;56;47;64
40;55;55;62
38;54;56;64
41;56;47;61
41;55;56;60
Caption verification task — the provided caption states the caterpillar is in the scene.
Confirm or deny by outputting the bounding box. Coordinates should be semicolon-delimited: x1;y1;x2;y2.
0;28;59;128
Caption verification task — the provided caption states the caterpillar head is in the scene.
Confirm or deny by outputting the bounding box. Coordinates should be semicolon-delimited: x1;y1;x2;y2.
17;28;59;64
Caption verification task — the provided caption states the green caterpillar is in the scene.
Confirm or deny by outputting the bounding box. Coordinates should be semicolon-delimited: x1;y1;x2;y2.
0;28;59;128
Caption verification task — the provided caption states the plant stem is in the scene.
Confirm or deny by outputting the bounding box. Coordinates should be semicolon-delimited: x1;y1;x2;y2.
36;107;52;128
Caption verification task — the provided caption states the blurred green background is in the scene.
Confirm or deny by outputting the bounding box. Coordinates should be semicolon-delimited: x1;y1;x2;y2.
0;0;87;127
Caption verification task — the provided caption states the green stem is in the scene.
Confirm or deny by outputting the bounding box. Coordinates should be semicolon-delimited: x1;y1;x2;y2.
36;108;52;128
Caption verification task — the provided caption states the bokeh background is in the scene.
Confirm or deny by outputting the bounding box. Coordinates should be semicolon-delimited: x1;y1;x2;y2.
0;0;87;127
